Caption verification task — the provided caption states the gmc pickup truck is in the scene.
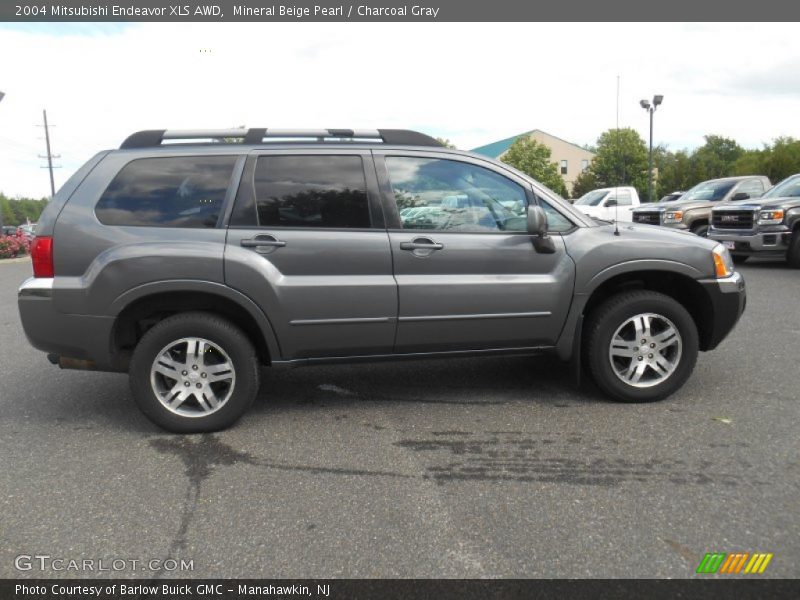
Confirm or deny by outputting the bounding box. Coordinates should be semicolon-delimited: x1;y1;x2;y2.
709;173;800;266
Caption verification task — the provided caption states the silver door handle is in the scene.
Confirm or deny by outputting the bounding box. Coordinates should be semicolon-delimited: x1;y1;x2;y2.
400;238;443;251
241;235;287;249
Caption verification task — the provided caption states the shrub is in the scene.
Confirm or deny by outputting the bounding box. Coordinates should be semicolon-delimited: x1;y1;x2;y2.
0;235;31;259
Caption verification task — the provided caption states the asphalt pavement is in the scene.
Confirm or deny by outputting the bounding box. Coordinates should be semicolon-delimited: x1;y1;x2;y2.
1;258;798;578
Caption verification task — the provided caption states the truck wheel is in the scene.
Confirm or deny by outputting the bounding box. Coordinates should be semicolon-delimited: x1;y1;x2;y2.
129;312;260;433
787;232;800;268
732;255;749;265
691;223;709;237
585;291;699;403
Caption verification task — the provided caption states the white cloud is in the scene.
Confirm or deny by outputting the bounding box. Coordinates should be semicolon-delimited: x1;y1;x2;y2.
0;22;798;197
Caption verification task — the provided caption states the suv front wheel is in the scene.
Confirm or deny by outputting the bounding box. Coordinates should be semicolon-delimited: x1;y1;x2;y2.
129;312;260;432
586;291;699;402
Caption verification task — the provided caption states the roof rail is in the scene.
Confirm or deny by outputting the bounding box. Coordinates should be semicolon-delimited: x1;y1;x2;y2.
119;128;443;149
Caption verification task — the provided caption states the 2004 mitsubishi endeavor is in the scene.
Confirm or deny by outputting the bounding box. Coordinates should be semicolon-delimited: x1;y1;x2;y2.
18;128;746;432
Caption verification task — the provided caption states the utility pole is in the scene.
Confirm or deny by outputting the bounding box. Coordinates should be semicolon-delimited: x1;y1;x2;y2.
38;109;60;198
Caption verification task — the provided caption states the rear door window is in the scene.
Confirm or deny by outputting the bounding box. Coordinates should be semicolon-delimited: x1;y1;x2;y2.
250;155;370;228
95;156;237;228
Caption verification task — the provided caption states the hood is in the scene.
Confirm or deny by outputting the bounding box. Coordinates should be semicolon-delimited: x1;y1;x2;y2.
713;196;800;211
755;196;800;209
612;220;715;245
664;198;718;212
632;204;665;213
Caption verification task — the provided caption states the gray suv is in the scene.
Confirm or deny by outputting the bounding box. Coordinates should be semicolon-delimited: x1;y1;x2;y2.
18;128;746;432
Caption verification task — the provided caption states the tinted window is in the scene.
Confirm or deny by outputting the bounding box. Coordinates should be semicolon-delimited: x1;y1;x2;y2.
681;180;736;202
96;156;237;228
386;156;528;232
253;155;369;228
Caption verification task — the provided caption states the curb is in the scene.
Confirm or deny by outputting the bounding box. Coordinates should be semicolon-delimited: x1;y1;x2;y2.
0;256;31;265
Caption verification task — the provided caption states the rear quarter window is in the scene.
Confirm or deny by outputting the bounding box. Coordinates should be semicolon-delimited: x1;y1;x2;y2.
95;156;238;228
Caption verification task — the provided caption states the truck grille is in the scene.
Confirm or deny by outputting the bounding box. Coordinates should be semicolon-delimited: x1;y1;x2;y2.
633;211;662;225
712;210;755;230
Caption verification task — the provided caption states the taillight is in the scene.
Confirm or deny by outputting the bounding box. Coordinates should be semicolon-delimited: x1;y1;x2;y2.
31;236;54;278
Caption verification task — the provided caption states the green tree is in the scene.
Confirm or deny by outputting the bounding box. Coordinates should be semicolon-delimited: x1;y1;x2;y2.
653;148;695;198
0;194;49;227
692;135;744;179
436;137;457;149
588;128;649;199
732;149;766;178
570;168;599;200
500;136;568;197
762;137;800;182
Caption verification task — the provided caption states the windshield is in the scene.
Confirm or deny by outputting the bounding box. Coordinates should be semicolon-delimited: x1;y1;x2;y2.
659;193;682;202
762;175;800;199
575;190;609;206
681;181;736;202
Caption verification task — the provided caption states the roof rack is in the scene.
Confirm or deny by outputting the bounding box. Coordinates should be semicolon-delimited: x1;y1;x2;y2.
119;128;444;149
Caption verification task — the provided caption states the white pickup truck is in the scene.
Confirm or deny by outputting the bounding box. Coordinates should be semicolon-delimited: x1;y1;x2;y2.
573;186;641;222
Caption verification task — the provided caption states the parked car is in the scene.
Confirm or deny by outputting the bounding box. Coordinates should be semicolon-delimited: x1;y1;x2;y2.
709;173;800;266
16;224;36;240
18;128;745;432
658;191;686;203
2;225;19;236
573;186;640;222
632;176;771;236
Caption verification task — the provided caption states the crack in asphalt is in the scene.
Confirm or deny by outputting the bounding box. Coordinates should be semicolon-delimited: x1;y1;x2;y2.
148;434;416;575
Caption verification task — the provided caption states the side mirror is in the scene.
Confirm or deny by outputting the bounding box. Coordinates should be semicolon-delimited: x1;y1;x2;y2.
527;205;556;254
731;192;750;201
605;199;618;207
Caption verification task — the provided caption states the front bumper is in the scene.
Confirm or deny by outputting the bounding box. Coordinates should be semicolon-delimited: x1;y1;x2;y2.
18;277;118;371
697;271;746;350
708;227;791;255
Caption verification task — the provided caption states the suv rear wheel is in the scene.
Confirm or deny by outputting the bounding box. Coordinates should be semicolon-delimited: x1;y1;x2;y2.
129;312;260;432
586;291;699;402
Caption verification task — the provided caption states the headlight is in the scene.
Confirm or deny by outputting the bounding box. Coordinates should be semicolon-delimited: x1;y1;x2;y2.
664;210;683;222
712;244;734;278
758;208;784;225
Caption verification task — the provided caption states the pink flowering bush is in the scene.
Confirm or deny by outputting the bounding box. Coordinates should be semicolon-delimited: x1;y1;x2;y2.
0;235;31;258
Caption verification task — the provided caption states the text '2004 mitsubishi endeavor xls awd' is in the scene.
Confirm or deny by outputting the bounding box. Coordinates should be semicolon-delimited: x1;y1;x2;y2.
18;128;746;432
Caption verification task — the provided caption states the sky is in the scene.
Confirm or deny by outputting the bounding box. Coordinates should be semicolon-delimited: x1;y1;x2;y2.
1;22;799;198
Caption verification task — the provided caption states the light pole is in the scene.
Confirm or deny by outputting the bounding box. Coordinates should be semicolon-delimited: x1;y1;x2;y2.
640;94;663;202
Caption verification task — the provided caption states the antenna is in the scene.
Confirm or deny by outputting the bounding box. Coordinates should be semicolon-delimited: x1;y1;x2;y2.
614;76;620;236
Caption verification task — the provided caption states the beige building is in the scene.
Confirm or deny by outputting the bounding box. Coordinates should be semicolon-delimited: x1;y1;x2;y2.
471;129;595;194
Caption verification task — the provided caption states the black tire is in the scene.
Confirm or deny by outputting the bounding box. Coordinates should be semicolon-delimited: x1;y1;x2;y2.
787;232;800;268
585;290;699;403
691;223;709;237
732;255;749;265
129;311;260;433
